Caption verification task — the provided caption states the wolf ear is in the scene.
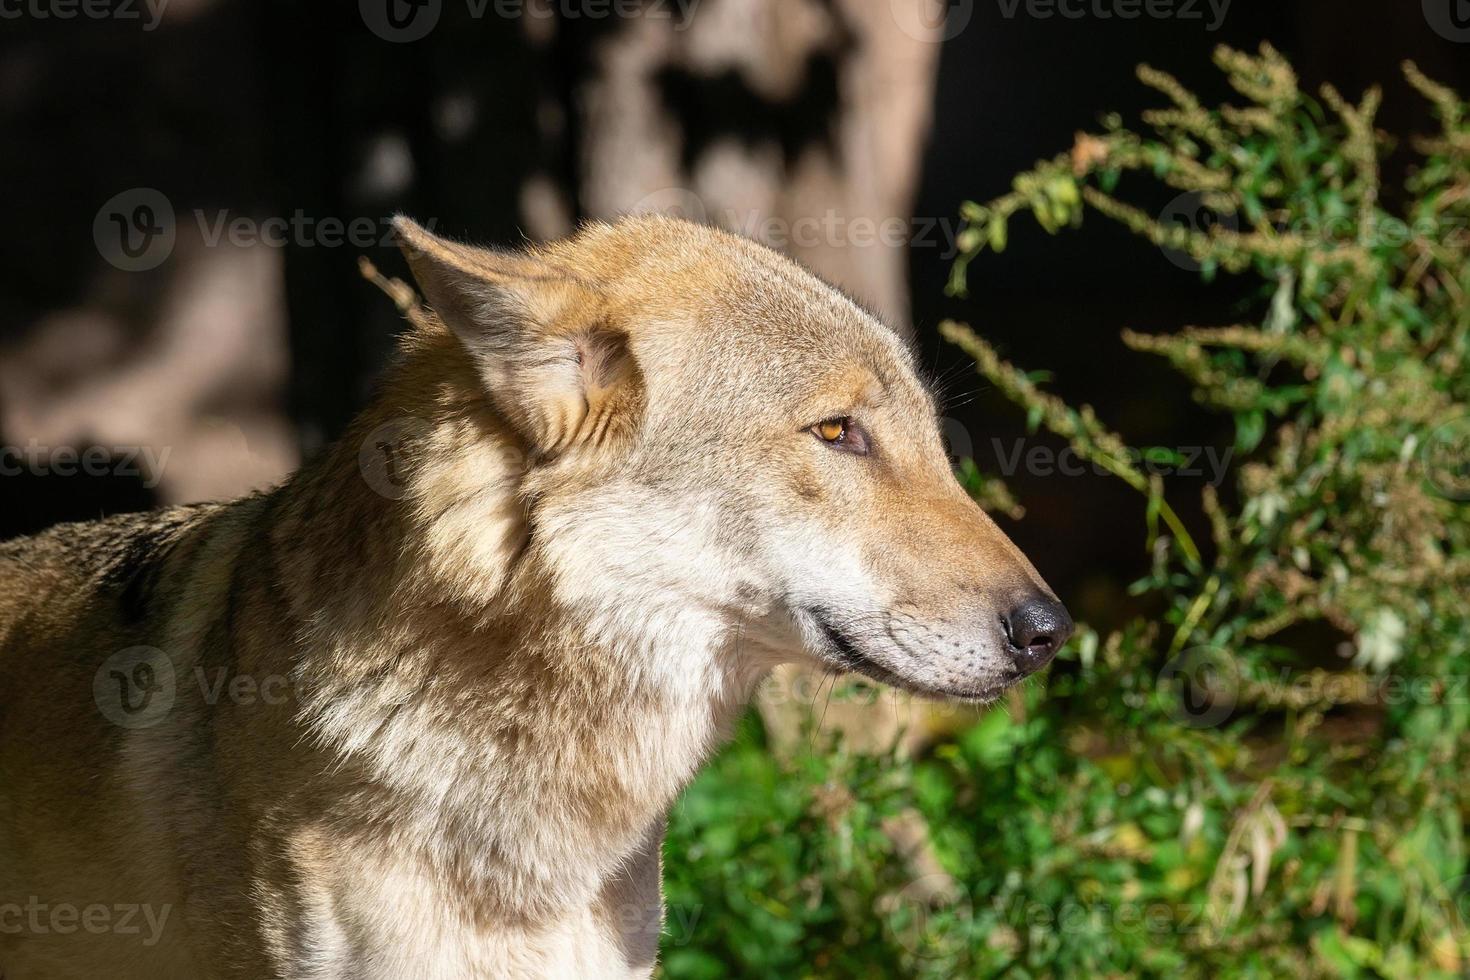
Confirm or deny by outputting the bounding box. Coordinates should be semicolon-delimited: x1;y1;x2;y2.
392;215;639;455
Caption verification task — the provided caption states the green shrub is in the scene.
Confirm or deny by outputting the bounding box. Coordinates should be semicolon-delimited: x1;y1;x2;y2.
663;44;1470;978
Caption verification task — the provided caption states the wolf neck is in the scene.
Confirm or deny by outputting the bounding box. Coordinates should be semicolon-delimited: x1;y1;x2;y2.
270;359;771;915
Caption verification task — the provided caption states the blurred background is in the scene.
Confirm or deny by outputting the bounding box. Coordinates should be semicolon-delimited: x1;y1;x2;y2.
2;0;1463;631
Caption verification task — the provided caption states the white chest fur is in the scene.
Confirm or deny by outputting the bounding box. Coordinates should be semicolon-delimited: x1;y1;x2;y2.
289;818;666;980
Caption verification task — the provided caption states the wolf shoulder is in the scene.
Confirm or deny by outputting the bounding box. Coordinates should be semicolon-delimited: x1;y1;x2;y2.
0;501;250;661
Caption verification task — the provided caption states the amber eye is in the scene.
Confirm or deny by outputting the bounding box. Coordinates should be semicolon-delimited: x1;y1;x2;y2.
816;419;847;443
810;417;870;455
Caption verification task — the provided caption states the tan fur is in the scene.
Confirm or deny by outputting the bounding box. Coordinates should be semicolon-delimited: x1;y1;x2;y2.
0;216;1065;978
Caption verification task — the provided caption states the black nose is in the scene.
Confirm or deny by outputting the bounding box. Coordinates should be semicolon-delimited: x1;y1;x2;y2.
1003;597;1073;674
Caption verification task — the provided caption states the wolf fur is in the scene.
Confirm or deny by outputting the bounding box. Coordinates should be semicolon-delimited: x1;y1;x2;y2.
0;216;1066;978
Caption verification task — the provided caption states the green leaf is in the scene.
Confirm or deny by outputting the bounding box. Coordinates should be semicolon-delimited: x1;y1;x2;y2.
961;707;1024;769
989;216;1009;253
1234;409;1266;453
661;949;729;979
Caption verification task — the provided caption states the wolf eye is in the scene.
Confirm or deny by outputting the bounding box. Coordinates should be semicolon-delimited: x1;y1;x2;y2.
810;417;870;455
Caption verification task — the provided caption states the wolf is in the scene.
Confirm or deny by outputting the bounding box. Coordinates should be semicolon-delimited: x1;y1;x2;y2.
0;215;1071;978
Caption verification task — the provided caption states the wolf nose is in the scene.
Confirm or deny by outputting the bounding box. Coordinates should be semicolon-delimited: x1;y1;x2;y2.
1003;597;1073;674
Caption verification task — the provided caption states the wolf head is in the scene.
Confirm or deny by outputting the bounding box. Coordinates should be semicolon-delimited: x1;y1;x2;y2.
392;215;1070;703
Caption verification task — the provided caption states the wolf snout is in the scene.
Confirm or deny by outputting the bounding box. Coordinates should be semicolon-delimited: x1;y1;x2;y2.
1002;596;1074;675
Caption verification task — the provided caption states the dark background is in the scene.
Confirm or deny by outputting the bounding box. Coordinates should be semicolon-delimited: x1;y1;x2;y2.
2;0;1465;631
